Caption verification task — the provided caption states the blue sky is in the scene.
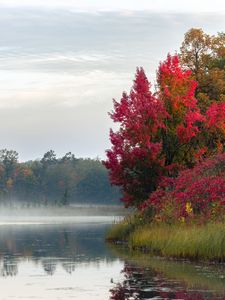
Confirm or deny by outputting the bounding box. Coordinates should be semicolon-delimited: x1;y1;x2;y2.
0;2;224;161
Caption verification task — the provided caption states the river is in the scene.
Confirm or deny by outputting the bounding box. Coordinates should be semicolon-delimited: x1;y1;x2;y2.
0;216;224;299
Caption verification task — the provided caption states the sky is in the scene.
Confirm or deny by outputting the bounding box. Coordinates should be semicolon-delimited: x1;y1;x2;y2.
0;1;224;161
1;0;225;12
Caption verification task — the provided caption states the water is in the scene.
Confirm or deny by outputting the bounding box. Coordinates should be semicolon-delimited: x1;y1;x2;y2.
0;217;224;300
0;217;124;300
109;257;225;300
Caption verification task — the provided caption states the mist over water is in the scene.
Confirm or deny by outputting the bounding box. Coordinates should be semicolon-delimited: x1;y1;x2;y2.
0;204;125;225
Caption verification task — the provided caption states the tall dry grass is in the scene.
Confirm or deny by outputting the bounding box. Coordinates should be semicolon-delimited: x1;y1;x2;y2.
107;218;225;261
130;223;225;261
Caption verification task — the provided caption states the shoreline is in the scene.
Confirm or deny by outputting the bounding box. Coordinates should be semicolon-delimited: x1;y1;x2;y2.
106;219;225;262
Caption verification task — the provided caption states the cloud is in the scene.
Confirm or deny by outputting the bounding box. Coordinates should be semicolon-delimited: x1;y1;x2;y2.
0;52;114;71
0;8;224;160
0;0;225;13
0;69;133;108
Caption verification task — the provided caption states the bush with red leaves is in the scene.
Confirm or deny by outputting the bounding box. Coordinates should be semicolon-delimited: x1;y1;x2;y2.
142;153;225;222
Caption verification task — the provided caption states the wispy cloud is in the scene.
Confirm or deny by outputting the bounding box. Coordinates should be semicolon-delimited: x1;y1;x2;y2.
0;69;132;108
0;52;115;70
0;8;224;160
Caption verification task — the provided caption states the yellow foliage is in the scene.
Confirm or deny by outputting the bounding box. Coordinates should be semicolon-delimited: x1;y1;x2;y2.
185;202;193;214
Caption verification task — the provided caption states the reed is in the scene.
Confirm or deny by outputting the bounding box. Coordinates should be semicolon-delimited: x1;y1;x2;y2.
107;219;225;261
106;213;141;241
130;223;225;261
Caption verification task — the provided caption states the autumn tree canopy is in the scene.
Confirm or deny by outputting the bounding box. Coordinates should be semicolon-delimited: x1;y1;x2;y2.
104;68;167;207
105;30;225;208
180;28;225;111
104;55;207;207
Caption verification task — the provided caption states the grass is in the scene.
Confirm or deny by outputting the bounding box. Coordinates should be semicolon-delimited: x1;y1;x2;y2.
107;219;225;261
106;214;139;242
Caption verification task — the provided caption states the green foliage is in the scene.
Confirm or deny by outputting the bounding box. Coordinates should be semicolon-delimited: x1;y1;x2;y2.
0;149;121;206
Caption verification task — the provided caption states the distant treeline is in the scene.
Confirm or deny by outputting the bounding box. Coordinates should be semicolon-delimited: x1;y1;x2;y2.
0;149;121;206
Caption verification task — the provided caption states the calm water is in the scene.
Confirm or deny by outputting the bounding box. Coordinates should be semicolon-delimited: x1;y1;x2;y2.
0;217;224;300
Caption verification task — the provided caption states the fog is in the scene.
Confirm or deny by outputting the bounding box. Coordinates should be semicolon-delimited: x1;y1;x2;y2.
0;203;125;225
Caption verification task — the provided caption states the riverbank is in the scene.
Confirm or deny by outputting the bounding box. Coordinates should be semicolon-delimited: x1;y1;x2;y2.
106;218;225;262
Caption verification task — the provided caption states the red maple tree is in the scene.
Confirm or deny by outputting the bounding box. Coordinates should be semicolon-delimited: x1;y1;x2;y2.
104;54;225;209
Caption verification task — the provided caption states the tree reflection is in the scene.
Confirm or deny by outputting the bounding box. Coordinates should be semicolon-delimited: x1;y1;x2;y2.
62;261;76;274
0;258;18;277
42;259;57;275
0;224;115;277
110;262;225;300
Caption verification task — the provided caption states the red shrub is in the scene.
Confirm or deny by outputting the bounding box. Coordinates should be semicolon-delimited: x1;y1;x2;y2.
142;154;225;222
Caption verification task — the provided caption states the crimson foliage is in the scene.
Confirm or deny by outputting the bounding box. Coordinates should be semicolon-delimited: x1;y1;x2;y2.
142;153;225;222
104;68;167;206
104;54;225;208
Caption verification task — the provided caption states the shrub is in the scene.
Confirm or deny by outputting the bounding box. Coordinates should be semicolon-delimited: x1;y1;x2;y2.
142;153;225;223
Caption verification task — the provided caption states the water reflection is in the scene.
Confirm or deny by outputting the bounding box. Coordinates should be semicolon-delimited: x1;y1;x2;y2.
109;249;225;300
0;221;124;300
0;223;116;277
1;223;225;299
0;257;18;277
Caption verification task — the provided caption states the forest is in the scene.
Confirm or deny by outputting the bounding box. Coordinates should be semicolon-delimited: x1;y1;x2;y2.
0;149;120;206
